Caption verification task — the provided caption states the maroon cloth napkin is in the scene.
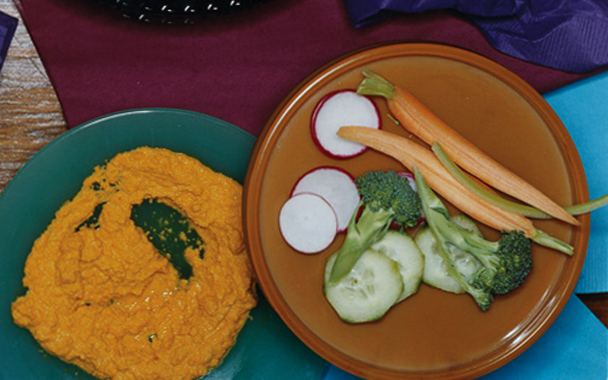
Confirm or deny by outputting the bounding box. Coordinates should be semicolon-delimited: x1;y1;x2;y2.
15;0;593;135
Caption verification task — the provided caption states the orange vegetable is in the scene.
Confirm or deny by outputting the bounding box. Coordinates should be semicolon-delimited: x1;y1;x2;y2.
337;126;573;255
356;70;579;226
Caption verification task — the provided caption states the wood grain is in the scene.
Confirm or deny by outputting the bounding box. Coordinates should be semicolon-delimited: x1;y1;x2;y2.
0;0;67;192
0;0;605;330
579;293;608;327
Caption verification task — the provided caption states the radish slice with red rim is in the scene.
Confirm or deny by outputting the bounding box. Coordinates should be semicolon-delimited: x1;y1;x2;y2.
311;90;381;159
291;166;360;233
397;171;417;192
279;192;338;254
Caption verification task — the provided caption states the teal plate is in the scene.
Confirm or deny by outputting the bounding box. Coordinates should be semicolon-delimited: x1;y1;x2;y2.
0;108;327;380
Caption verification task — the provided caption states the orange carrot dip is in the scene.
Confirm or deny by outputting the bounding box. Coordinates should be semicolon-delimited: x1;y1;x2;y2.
11;147;257;380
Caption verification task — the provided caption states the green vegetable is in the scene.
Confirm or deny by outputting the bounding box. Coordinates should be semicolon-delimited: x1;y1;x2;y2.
324;248;404;323
324;229;424;323
432;141;608;218
369;230;425;303
415;214;484;294
414;167;533;311
337;126;573;255
328;170;422;283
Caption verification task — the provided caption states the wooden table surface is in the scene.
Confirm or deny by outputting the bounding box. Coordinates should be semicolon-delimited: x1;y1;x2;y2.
0;0;66;191
0;0;606;328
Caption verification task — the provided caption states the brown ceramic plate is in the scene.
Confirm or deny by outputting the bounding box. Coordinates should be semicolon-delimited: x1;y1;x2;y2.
243;43;589;380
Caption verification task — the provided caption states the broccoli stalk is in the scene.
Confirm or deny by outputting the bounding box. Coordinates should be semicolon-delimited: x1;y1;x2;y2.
328;170;422;283
413;167;533;311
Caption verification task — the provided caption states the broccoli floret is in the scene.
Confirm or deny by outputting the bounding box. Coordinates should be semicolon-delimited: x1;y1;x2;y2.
468;230;533;295
355;170;422;228
413;168;533;311
435;220;533;298
328;170;422;283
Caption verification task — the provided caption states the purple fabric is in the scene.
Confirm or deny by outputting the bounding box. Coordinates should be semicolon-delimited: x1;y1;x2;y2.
343;0;608;73
344;0;524;24
0;11;17;72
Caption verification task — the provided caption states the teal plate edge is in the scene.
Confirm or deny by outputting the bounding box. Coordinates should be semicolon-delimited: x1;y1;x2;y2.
0;108;327;380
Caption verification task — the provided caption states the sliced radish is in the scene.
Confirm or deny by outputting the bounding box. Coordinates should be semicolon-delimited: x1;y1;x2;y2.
291;166;360;233
397;171;417;192
279;192;338;254
311;90;381;159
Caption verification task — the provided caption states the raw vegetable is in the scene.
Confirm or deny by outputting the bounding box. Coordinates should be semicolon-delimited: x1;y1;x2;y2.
396;170;425;225
279;192;338;254
396;171;417;191
328;170;423;283
415;214;482;294
369;230;424;302
414;168;533;311
291;166;360;233
356;70;579;226
324;249;403;323
311;89;381;159
433;141;608;217
336;126;573;255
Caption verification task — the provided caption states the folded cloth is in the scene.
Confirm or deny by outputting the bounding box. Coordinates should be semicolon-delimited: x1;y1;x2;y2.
473;0;608;74
343;0;523;26
323;295;608;379
545;71;608;293
0;11;17;72
343;0;608;73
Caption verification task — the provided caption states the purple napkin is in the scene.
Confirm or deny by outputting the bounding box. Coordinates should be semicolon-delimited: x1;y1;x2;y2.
0;11;17;72
343;0;523;25
343;0;608;73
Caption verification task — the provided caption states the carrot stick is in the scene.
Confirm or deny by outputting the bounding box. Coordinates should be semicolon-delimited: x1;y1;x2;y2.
356;70;580;226
433;141;608;216
337;126;573;255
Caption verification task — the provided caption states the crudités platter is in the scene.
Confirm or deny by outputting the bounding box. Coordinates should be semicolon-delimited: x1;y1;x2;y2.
244;43;590;379
0;108;326;380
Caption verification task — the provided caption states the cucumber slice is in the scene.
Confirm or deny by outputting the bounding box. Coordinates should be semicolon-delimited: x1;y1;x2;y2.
415;214;482;294
370;230;424;303
415;227;462;293
451;214;482;235
324;249;403;323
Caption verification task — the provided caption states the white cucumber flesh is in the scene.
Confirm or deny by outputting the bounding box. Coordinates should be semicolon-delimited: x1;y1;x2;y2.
415;214;482;293
451;214;483;235
324;249;403;323
370;230;424;303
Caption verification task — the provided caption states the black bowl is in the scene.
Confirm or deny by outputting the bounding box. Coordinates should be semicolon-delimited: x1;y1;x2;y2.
96;0;270;24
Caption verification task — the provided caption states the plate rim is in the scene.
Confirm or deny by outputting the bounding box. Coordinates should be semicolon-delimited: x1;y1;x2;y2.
243;41;590;380
1;107;256;199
